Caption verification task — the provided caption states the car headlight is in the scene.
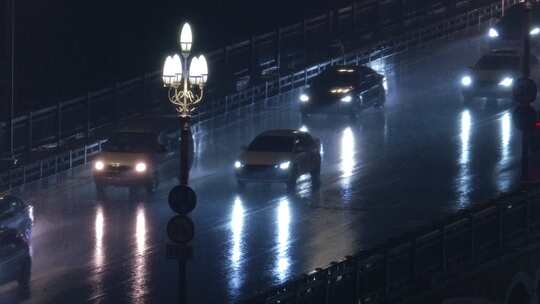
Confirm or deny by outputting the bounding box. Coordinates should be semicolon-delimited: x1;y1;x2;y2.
461;75;472;87
498;77;513;87
299;94;309;103
299;125;309;133
341;95;352;103
135;162;147;173
531;27;540;36
488;28;499;38
279;161;290;170
234;161;244;169
94;161;105;171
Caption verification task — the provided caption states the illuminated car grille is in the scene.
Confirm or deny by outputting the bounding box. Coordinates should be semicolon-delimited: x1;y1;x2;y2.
106;165;132;175
244;165;273;171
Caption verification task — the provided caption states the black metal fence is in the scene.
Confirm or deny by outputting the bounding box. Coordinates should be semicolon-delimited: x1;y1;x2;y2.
1;0;508;156
243;186;540;304
0;0;517;191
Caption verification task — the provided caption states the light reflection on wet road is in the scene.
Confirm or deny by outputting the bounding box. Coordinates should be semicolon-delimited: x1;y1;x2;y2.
0;33;532;303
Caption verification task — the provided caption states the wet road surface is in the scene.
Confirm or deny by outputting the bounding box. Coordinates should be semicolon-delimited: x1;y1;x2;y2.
0;31;533;303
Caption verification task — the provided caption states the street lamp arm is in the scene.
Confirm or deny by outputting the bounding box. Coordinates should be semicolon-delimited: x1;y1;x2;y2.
167;84;205;118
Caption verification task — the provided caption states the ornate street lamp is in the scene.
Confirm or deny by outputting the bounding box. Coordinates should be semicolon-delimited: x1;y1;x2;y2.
162;22;208;188
163;22;207;304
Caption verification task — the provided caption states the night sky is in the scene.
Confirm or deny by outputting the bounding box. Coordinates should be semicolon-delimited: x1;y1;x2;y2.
1;0;351;113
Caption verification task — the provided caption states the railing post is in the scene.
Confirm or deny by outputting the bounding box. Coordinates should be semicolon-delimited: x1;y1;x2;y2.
39;160;43;178
84;144;87;164
276;28;281;77
250;36;256;82
57;102;62;148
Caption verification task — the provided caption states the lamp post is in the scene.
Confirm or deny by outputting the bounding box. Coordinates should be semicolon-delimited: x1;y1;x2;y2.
163;23;208;188
512;0;538;183
162;22;207;304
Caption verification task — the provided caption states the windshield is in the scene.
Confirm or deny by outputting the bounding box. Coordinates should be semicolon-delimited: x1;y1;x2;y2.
475;55;520;70
103;132;159;153
313;69;358;88
248;136;295;152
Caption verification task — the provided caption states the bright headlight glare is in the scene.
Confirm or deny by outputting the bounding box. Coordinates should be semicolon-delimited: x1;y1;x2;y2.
461;76;472;87
279;161;290;170
341;95;352;103
135;162;147;173
94;161;105;171
299;94;309;103
499;77;513;87
488;28;499;38
234;161;243;169
531;27;540;36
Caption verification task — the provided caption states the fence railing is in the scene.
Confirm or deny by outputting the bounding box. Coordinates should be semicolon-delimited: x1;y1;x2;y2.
1;0;505;156
243;185;540;304
0;0;516;192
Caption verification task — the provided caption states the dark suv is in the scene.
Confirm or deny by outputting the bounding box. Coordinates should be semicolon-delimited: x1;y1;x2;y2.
299;65;386;119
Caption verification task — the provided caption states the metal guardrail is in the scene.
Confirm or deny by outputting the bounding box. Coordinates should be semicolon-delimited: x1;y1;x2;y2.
243;186;540;304
0;0;516;191
1;0;506;156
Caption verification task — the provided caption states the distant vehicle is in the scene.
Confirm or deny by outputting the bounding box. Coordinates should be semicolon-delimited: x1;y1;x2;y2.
0;195;33;240
0;228;31;290
234;129;321;191
460;49;539;103
92;131;168;196
486;2;540;51
299;65;386;119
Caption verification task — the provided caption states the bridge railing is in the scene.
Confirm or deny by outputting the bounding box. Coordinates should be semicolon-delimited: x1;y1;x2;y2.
1;0;505;156
243;187;540;304
0;0;515;191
